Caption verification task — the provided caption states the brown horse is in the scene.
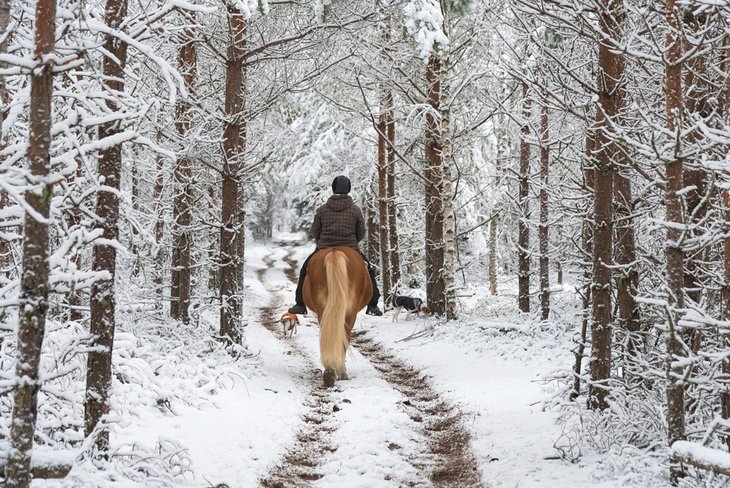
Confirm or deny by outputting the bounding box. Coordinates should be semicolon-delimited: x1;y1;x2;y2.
303;246;372;387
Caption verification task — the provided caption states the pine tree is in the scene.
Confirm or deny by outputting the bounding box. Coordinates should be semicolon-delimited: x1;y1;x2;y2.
220;5;248;345
170;22;197;324
85;0;128;449
664;0;686;476
6;0;56;483
517;78;531;314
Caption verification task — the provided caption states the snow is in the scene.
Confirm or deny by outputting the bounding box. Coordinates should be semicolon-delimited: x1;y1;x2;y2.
356;315;619;488
3;237;671;487
672;441;730;472
404;0;449;62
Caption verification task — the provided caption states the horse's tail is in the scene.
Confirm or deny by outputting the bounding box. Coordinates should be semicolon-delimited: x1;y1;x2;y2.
320;250;349;372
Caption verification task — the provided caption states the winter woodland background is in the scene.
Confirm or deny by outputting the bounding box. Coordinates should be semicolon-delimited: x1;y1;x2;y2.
2;0;730;486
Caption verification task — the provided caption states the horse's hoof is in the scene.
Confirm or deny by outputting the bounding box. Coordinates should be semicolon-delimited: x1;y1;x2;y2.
323;368;336;387
339;372;348;380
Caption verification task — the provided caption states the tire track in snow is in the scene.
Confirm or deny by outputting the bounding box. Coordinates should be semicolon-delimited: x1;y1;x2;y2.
256;255;338;487
350;330;485;487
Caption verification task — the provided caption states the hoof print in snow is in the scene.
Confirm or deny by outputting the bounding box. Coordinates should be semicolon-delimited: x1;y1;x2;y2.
342;398;351;404
387;442;401;450
333;404;340;412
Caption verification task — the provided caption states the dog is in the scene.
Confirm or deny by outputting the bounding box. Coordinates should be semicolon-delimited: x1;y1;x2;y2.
392;296;432;322
279;312;299;337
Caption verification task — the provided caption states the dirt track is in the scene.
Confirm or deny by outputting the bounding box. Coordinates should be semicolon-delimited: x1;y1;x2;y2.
257;250;484;487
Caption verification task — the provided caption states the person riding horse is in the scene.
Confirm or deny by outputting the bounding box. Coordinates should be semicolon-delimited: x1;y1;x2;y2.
288;175;383;316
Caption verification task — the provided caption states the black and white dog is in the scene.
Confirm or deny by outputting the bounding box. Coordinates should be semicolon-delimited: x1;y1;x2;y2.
392;296;432;322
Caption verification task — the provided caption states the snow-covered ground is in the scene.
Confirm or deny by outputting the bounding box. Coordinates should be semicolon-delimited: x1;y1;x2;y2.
25;237;673;487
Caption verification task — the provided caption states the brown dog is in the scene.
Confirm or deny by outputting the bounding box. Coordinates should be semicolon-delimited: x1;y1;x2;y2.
279;312;299;338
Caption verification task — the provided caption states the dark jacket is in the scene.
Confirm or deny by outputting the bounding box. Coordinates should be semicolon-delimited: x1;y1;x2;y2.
312;194;365;250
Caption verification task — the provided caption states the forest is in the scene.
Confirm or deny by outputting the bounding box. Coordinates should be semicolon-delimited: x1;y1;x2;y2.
1;0;730;486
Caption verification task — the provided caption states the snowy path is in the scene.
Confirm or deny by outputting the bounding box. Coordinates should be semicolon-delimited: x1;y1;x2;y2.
255;248;484;487
103;240;625;488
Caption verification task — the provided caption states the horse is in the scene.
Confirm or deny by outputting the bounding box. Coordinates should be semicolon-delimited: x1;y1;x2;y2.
302;246;372;387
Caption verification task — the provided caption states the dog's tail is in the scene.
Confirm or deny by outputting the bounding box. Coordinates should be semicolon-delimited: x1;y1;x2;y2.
320;250;349;374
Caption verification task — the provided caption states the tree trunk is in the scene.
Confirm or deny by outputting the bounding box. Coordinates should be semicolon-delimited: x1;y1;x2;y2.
723;191;730;451
5;0;56;484
170;26;196;324
556;222;564;285
207;184;220;292
386;94;400;296
379;15;399;299
682;9;710;308
0;0;11;277
488;215;498;295
85;0;127;450
64;69;84;322
439;39;456;320
664;0;686;475
722;33;730;453
614;168;640;353
517;80;531;314
219;6;247;344
366;184;379;266
488;112;506;296
377;88;390;302
0;0;9;143
598;0;639;369
571;129;596;401
588;0;624;411
538;88;550;321
425;52;444;314
153;130;165;303
680;11;710;370
66;159;84;322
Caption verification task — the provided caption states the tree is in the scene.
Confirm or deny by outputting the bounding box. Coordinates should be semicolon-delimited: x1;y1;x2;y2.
170;22;197;324
385;87;400;299
722;31;730;453
424;50;445;315
85;0;129;450
570;127;596;401
5;0;57;483
0;0;11;277
587;0;622;411
153;128;166;301
439;16;456;320
517;78;531;314
682;8;711;310
538;86;549;321
377;81;391;302
664;0;686;473
488;90;509;297
219;5;247;344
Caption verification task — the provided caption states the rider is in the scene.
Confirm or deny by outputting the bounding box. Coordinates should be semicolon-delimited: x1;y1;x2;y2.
288;175;383;316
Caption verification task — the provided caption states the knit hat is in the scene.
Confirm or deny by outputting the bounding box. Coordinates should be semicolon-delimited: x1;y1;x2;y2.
331;175;351;194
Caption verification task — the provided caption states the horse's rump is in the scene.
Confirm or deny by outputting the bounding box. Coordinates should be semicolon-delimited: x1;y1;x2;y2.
303;246;372;386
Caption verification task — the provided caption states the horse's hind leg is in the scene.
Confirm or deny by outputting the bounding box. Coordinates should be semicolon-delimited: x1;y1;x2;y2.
337;322;353;380
323;368;336;387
